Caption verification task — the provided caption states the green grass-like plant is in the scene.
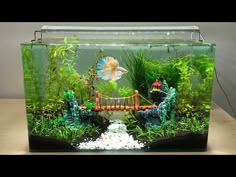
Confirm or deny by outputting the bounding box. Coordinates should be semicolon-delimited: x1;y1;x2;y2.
122;50;214;119
125;116;209;143
120;50;149;98
118;86;134;97
28;115;101;143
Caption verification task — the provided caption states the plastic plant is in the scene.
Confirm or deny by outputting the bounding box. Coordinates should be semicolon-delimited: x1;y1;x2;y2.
83;101;95;111
54;117;65;126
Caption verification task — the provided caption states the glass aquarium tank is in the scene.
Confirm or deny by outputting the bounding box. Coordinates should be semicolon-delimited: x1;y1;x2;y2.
21;25;215;152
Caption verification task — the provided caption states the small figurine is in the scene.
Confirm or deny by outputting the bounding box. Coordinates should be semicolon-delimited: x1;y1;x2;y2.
151;79;161;92
150;79;162;105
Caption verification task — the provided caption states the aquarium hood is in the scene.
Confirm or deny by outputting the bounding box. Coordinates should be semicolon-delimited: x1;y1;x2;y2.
40;25;201;32
32;25;205;44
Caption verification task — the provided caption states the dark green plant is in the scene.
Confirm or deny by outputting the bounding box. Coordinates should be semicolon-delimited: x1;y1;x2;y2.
21;45;42;109
124;111;140;131
121;50;149;98
127;116;209;143
28;115;101;143
128;50;214;119
144;57;181;88
40;98;64;118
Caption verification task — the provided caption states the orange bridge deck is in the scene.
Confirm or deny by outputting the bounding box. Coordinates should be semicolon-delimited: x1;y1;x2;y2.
93;105;154;111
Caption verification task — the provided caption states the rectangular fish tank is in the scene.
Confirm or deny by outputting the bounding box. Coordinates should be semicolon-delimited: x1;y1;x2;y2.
21;25;215;152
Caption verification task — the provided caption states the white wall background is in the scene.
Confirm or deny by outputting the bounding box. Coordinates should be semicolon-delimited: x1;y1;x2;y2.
0;22;235;118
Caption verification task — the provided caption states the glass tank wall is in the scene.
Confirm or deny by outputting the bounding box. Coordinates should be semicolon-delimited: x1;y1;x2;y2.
21;26;215;152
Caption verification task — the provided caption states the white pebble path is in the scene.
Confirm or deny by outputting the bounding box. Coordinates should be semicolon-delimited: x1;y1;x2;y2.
77;119;145;150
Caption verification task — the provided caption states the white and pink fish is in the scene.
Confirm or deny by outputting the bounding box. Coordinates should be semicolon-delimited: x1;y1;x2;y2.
96;57;128;81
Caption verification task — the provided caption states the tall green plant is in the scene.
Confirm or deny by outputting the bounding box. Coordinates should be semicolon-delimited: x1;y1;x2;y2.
144;57;181;88
191;54;214;105
45;44;77;100
21;45;42;109
121;50;149;98
122;50;214;119
44;37;90;108
86;48;105;97
176;56;194;106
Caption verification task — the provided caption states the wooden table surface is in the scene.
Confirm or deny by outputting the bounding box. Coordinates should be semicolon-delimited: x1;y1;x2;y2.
0;99;235;155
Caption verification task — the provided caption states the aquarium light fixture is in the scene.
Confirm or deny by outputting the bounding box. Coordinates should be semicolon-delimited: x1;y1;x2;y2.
40;25;200;32
32;25;204;42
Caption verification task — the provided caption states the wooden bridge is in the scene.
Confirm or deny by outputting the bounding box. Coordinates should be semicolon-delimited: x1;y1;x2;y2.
93;90;154;111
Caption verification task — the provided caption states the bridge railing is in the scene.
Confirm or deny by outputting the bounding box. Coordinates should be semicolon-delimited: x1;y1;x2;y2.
94;90;153;111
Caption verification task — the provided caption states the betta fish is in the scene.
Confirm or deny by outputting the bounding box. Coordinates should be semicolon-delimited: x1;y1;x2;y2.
96;57;128;81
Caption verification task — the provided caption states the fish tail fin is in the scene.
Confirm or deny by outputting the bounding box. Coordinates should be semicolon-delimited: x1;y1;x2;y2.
96;58;106;70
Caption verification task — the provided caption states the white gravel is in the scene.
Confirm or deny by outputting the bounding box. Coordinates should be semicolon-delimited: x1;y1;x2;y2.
77;120;145;150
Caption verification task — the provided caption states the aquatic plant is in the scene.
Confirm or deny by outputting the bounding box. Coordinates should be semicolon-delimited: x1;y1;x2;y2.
86;48;105;97
40;37;91;117
28;115;101;143
118;86;134;97
127;116;209;143
124;111;140;131
83;101;95;110
63;35;79;44
21;45;42;108
124;50;214;119
54;117;65;126
120;50;149;98
175;56;194;107
144;57;180;89
191;54;214;105
45;43;78;99
95;80;118;96
173;55;214;118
